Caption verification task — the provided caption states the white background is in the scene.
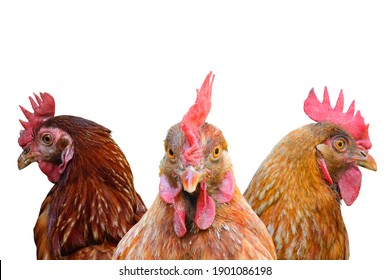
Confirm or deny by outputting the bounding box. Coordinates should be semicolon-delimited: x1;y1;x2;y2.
1;1;388;279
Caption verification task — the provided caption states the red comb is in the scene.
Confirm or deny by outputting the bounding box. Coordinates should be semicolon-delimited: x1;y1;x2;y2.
304;87;371;149
18;92;55;148
180;71;214;165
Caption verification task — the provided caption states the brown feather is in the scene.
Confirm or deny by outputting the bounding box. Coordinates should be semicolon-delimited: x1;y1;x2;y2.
115;187;276;260
114;123;276;260
244;122;351;259
32;116;147;259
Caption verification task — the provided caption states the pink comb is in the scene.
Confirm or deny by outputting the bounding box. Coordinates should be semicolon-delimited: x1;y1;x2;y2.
304;87;371;150
180;72;215;165
18;92;55;148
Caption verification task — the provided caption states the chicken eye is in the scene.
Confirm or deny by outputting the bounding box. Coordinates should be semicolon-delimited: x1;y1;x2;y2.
333;138;346;151
167;148;175;159
213;145;221;158
41;133;53;145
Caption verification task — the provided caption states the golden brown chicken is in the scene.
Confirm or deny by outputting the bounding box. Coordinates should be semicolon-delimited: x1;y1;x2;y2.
244;88;377;259
114;72;276;260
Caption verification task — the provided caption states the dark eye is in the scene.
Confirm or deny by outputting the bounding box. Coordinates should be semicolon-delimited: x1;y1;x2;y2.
213;145;221;158
41;133;53;145
333;137;346;151
167;148;175;159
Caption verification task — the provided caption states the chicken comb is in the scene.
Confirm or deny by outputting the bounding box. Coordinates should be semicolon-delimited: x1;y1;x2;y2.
304;87;371;150
180;71;214;165
18;92;55;148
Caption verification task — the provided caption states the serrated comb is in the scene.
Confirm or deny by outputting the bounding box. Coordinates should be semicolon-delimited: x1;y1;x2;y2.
18;92;55;148
304;87;371;150
180;72;214;165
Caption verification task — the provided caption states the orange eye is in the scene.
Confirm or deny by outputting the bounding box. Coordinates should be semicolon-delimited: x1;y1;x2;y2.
333;138;346;151
167;148;175;159
213;145;222;158
41;133;53;145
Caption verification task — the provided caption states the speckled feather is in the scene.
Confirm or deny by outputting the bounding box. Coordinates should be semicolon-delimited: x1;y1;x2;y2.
114;123;276;260
115;73;276;260
114;188;276;259
244;123;350;260
32;116;147;259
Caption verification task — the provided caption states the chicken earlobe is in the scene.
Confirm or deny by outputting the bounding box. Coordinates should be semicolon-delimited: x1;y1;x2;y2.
213;170;235;203
318;157;333;185
159;174;181;203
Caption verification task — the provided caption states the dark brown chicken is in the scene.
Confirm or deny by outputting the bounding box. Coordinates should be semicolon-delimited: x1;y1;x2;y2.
17;93;147;259
113;72;276;260
244;88;377;259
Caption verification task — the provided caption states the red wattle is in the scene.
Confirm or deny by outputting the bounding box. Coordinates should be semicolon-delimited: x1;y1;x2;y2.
338;165;362;206
195;182;216;230
38;161;61;183
173;196;187;237
159;174;187;237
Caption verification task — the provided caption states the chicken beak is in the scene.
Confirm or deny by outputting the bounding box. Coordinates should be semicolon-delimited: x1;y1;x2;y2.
181;166;200;193
18;148;36;170
356;152;377;171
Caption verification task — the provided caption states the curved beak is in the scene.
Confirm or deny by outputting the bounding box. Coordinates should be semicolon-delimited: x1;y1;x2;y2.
356;152;377;171
18;148;36;170
181;166;201;193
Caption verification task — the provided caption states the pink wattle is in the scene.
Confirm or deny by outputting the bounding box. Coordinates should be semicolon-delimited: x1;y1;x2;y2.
159;174;187;237
195;182;216;230
159;170;236;237
38;161;61;183
338;165;362;206
194;170;235;230
173;196;187;237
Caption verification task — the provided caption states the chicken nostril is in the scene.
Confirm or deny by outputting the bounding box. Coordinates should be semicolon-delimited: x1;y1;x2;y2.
23;148;30;154
360;151;367;157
